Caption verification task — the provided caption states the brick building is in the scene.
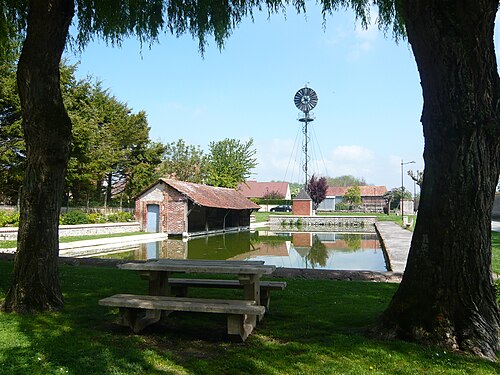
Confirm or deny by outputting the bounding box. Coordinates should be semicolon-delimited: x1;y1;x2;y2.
135;179;260;236
292;189;312;216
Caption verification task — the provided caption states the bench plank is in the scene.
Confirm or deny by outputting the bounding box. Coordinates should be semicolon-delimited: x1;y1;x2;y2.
99;294;264;341
169;278;286;290
99;294;264;315
168;278;287;311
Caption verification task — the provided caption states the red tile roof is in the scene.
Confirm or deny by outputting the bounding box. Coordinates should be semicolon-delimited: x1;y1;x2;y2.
160;178;260;210
326;186;387;197
237;181;289;198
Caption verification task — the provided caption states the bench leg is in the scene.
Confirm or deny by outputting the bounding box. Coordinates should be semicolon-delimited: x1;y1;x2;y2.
118;308;162;333
240;275;264;322
227;314;257;342
260;290;271;312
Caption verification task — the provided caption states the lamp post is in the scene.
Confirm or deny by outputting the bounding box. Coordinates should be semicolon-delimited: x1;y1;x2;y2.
401;160;415;220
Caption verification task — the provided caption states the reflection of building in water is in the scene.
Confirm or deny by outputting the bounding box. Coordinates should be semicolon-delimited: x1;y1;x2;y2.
229;241;290;260
292;232;312;247
136;240;187;260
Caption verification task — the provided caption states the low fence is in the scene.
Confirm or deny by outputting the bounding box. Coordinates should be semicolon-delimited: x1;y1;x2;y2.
269;215;376;232
0;222;140;241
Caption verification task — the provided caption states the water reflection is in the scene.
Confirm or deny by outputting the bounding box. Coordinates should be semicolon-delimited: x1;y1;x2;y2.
96;230;387;272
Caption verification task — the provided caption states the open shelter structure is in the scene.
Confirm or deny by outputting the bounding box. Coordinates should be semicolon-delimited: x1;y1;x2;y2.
135;178;260;236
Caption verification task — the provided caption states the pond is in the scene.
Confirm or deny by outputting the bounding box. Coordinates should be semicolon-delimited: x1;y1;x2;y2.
94;230;388;272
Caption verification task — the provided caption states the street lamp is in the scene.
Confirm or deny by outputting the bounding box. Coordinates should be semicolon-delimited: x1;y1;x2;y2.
401;160;415;221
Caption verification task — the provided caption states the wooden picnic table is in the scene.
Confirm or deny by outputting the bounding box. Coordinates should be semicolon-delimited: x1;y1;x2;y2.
118;259;275;310
100;259;279;340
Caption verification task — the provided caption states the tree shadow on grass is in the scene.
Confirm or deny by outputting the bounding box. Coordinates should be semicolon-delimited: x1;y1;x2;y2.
0;262;498;374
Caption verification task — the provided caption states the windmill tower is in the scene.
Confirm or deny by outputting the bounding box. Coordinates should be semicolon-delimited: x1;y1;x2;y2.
294;86;318;188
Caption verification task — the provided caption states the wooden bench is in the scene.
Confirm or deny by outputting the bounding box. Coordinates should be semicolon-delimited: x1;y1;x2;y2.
99;294;265;341
168;278;287;310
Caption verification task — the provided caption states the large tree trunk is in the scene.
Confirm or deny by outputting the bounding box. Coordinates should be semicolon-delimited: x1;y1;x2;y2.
2;0;74;312
374;0;500;360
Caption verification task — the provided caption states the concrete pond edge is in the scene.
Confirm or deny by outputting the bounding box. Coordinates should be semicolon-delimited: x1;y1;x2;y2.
0;253;403;283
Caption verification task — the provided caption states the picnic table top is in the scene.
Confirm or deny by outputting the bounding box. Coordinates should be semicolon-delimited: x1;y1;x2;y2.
118;259;276;275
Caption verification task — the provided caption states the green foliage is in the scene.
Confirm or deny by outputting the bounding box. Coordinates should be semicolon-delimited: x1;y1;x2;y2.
59;210;134;225
0;52;23;204
1;1;406;57
384;187;413;210
158;139;207;183
327;175;367;187
306;235;328;268
289;182;303;198
86;213;107;224
0;210;19;227
344;186;362;207
0;57;163;205
206;138;257;188
335;202;350;210
345;233;362;250
106;211;134;223
60;210;89;225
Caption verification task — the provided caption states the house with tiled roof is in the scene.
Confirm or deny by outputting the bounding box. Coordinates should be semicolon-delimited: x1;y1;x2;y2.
237;180;291;200
317;186;387;212
135;178;260;236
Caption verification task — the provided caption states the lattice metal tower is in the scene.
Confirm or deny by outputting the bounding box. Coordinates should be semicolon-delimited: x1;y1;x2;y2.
294;86;318;188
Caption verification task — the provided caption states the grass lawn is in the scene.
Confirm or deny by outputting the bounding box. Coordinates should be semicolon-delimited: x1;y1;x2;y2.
492;231;500;274
0;262;498;374
0;232;144;249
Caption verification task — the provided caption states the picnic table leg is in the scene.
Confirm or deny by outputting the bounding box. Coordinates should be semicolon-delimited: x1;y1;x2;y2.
239;274;264;322
118;307;161;333
149;271;172;319
227;314;256;342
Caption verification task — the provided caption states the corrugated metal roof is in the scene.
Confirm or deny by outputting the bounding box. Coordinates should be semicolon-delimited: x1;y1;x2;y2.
326;186;388;197
160;178;260;210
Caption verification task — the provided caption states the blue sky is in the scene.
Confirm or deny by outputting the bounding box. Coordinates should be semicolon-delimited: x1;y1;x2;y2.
67;5;500;193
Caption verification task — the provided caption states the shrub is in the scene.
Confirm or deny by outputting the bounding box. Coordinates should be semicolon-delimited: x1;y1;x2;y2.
0;210;19;227
60;210;89;225
87;213;107;224
335;202;349;211
106;211;134;223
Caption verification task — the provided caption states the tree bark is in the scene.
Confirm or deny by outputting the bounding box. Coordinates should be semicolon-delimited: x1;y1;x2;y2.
374;0;500;360
2;0;74;312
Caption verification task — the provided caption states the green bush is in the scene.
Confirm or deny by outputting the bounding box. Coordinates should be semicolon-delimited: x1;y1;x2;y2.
335;202;350;211
87;213;107;224
60;210;89;225
106;211;134;223
0;210;19;227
